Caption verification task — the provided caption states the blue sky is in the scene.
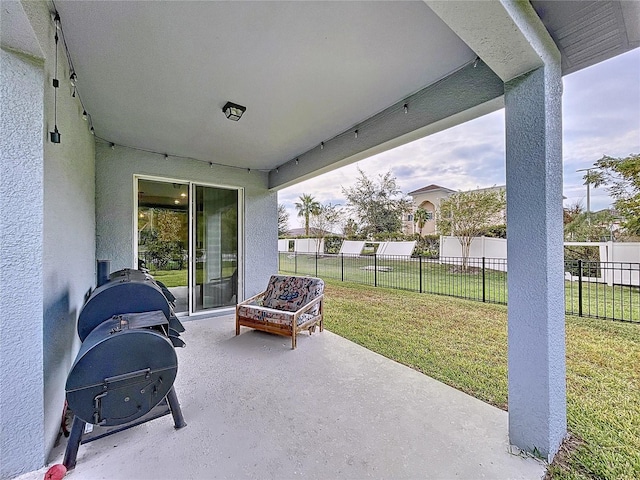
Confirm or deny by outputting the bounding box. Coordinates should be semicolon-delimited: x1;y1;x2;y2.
279;49;640;229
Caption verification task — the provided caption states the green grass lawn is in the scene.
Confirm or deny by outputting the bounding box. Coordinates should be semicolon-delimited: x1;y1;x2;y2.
149;264;236;288
280;253;640;322
322;279;640;480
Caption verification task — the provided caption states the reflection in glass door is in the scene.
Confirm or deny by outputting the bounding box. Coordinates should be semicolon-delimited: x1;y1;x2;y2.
193;185;238;311
137;179;189;313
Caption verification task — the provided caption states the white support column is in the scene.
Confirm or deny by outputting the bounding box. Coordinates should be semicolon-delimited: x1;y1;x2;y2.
505;62;566;461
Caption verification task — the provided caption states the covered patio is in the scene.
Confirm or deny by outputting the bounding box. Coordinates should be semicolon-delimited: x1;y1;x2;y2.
2;1;639;478
16;315;544;480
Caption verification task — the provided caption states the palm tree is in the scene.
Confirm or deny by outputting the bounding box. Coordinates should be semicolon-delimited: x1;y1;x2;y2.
295;194;321;236
414;208;429;237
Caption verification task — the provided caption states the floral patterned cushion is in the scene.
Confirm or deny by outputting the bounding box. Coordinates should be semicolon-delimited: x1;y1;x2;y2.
261;275;324;315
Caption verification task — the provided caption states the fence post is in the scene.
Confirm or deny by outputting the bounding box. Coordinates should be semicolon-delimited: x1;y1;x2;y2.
315;251;318;277
419;255;423;293
295;253;298;275
578;260;583;317
482;257;486;303
341;253;344;282
374;253;378;287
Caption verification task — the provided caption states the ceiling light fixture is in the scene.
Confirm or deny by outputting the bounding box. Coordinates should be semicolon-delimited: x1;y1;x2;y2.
222;101;246;121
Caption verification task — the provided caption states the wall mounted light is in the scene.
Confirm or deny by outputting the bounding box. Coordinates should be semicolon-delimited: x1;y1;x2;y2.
222;101;246;121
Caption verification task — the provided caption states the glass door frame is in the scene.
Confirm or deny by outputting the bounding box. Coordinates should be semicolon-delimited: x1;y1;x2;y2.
133;174;244;317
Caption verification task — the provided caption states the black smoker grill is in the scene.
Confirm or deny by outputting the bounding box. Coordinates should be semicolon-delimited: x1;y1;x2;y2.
63;267;186;470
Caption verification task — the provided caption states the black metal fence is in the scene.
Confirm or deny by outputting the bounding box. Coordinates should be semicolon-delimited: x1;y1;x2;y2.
138;251;187;272
278;252;640;324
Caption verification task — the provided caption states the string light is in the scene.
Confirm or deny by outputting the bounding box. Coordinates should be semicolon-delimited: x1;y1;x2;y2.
404;104;408;114
49;16;61;144
354;129;358;139
295;158;299;165
247;168;251;173
50;8;96;137
276;168;279;173
110;143;115;150
473;56;480;68
320;142;324;150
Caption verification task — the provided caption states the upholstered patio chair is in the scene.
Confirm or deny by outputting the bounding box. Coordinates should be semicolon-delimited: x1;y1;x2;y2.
235;275;324;349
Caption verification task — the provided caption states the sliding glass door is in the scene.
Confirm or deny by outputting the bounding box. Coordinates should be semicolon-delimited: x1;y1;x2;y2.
193;185;238;311
136;177;239;315
137;179;189;313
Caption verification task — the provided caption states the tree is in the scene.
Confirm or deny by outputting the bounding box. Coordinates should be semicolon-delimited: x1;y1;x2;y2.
414;208;429;237
563;200;584;226
342;218;359;239
584;153;640;236
342;168;411;239
295;194;321;236
564;209;617;242
436;188;506;270
139;209;188;270
309;203;342;253
277;203;290;237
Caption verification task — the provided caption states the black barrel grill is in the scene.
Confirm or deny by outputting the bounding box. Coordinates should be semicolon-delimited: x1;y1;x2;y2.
63;267;186;470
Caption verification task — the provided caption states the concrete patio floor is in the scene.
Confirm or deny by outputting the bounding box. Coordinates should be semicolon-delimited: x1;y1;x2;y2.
18;315;545;480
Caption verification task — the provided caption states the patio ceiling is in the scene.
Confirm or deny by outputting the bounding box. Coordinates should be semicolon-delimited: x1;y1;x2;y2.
55;1;475;172
53;0;639;183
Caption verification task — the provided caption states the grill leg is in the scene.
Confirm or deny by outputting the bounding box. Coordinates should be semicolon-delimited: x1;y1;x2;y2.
63;416;86;471
166;386;187;429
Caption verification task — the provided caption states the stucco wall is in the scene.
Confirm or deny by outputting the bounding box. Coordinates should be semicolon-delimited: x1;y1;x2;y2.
0;48;46;480
95;142;277;301
1;1;96;477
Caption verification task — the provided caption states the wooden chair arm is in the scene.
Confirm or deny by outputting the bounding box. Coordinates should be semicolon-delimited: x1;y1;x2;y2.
293;294;324;321
237;290;267;306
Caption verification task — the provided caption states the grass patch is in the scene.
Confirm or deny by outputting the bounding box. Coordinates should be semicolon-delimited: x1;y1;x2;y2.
322;279;640;479
149;265;236;288
150;269;188;287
